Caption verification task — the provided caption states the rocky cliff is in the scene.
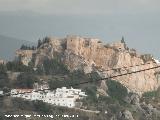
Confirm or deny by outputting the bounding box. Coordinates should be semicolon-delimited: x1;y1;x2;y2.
16;49;36;66
15;35;160;93
0;59;6;64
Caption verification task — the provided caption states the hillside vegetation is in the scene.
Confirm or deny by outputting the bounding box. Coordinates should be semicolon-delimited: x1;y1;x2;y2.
0;39;160;119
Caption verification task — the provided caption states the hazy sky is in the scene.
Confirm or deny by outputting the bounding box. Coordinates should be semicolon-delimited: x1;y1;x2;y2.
0;0;160;58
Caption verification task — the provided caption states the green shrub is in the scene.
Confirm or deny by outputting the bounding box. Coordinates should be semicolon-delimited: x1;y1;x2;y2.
98;95;117;105
6;61;32;72
143;91;157;98
84;85;97;103
49;70;93;89
0;64;10;89
49;78;66;89
0;64;7;74
143;87;160;98
43;58;69;75
106;80;128;101
14;73;38;89
89;71;102;83
33;100;51;114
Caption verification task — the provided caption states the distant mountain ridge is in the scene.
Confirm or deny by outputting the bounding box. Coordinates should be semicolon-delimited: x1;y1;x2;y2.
0;35;35;60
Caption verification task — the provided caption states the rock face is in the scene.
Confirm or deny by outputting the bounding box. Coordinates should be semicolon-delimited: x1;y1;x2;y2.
15;35;160;93
0;59;6;64
118;110;134;120
124;93;140;105
16;50;36;66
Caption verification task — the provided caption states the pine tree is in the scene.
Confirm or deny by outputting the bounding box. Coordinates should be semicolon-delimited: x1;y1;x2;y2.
20;44;25;50
121;36;125;43
37;39;42;48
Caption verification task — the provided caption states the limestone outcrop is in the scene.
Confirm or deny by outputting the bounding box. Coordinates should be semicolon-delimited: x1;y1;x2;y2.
16;50;36;66
15;35;160;93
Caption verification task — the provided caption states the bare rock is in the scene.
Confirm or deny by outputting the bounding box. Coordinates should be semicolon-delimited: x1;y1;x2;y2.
15;35;160;93
130;94;140;105
118;110;134;120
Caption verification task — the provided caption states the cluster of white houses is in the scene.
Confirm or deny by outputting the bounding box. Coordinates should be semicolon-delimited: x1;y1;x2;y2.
11;87;87;108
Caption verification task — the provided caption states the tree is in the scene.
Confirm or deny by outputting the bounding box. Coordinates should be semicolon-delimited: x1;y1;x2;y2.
43;58;69;75
32;46;36;50
33;100;51;113
106;80;128;101
20;44;36;50
83;85;97;103
89;71;101;83
121;36;125;43
49;79;66;89
20;44;25;50
44;37;50;43
86;85;97;99
6;61;33;72
0;64;7;74
0;64;10;89
14;73;38;89
37;39;42;48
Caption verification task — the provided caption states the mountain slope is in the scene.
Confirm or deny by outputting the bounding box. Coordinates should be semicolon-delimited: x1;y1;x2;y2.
0;35;35;60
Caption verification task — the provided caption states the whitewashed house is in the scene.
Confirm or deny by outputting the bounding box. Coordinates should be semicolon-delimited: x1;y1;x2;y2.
153;58;160;64
11;87;87;108
0;91;3;95
11;89;33;100
31;91;43;101
33;81;49;91
44;92;76;108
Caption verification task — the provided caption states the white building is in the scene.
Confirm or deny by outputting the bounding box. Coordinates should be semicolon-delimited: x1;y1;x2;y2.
11;89;34;100
153;58;160;64
11;87;87;108
33;81;49;91
0;91;3;95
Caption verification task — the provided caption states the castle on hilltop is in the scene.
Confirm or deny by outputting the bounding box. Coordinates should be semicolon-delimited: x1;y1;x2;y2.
15;35;127;67
15;35;160;93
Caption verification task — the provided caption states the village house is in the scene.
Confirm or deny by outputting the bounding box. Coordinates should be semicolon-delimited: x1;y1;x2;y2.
0;91;3;96
11;87;87;108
